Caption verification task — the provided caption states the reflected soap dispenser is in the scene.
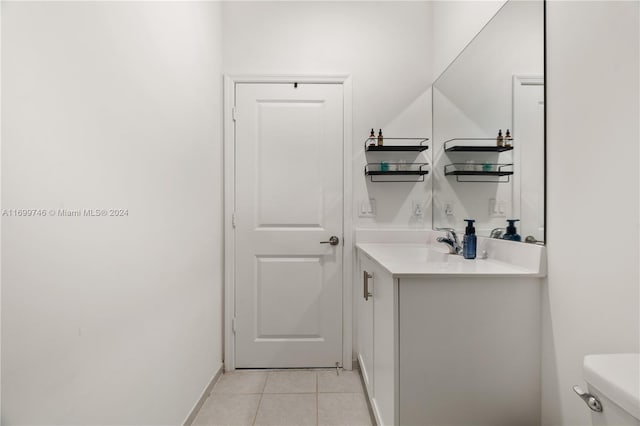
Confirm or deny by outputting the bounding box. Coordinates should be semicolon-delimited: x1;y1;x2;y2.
463;219;477;259
503;219;521;241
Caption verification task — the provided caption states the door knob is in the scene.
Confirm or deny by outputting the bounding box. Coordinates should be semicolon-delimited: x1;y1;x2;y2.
320;236;340;246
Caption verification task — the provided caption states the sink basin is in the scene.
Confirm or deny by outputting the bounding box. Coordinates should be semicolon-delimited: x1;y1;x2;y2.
377;244;464;263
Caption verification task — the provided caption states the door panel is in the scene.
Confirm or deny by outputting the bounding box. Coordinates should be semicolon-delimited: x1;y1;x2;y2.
235;82;344;368
255;256;323;339
256;101;325;227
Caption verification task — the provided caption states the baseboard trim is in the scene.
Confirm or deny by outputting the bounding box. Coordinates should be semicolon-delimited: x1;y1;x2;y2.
354;357;378;426
183;363;223;426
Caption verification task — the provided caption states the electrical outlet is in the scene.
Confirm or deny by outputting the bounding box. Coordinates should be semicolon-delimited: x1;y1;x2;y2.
489;198;506;218
359;198;376;218
444;202;454;216
412;201;425;218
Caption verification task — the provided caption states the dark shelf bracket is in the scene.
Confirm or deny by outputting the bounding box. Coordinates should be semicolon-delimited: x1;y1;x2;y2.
451;174;512;183
443;138;514;152
365;162;429;182
444;163;513;183
364;137;429;152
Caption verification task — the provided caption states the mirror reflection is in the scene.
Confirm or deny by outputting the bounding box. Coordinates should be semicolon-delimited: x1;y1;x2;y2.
432;0;545;243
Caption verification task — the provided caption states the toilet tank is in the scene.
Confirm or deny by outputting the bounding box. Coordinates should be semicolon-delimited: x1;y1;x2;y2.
583;354;640;426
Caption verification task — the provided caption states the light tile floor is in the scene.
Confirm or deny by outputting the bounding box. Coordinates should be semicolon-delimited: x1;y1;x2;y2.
192;369;374;426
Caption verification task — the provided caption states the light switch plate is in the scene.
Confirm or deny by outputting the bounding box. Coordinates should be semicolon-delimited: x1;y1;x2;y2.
359;198;376;218
489;198;506;218
444;202;454;216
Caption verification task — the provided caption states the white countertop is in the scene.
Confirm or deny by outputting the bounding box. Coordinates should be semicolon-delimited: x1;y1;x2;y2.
356;242;546;278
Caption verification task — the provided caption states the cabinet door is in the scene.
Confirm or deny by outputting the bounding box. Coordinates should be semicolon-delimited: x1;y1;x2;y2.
372;261;396;426
357;254;374;397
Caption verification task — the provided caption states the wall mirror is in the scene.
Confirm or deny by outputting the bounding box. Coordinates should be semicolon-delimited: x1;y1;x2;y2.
432;0;545;243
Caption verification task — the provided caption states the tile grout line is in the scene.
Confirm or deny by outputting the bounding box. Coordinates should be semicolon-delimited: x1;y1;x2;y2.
250;374;268;426
212;370;367;425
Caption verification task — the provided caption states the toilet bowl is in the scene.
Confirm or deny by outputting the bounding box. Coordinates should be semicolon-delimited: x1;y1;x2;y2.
580;354;640;426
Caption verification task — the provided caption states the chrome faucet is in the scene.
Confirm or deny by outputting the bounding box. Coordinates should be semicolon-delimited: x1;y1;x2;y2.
436;228;463;255
490;228;505;239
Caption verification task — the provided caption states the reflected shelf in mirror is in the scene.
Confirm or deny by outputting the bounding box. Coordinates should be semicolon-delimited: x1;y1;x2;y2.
443;138;514;152
444;163;513;183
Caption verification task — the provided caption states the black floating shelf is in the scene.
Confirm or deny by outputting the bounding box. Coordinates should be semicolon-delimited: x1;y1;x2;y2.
366;170;429;176
366;145;429;152
445;170;513;177
365;162;429;182
364;137;429;152
445;145;513;153
443;138;514;152
444;163;513;183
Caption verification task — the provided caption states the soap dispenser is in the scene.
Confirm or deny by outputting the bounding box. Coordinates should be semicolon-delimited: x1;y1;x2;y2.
463;219;477;259
502;219;521;241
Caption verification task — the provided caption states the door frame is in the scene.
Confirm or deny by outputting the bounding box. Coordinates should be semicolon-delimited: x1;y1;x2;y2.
512;75;544;239
223;75;353;372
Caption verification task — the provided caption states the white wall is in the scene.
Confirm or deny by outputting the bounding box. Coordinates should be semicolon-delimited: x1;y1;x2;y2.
1;2;224;424
543;2;640;425
222;1;434;229
431;0;506;81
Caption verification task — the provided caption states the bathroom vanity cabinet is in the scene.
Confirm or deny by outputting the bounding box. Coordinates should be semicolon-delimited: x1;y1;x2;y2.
357;252;398;426
356;244;543;426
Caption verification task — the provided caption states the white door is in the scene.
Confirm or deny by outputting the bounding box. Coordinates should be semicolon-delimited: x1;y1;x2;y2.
234;82;344;368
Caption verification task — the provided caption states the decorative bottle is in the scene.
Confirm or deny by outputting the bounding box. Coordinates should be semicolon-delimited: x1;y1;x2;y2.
505;129;513;147
463;219;477;259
